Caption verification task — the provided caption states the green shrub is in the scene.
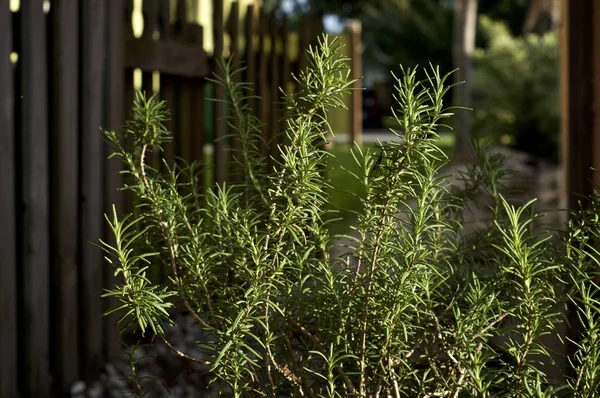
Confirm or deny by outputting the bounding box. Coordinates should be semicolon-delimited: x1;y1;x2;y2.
473;16;559;163
100;35;600;397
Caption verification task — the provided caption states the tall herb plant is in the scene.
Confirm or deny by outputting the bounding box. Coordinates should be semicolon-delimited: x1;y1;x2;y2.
100;35;600;397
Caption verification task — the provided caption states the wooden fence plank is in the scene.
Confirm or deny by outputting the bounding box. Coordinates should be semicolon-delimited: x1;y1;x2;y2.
190;25;206;169
104;0;126;360
142;0;158;40
269;13;281;167
297;14;311;76
213;0;226;184
20;0;51;395
80;0;107;382
159;0;175;170
0;1;17;397
49;0;81;393
227;0;242;179
175;6;193;166
256;10;268;156
275;14;291;164
281;15;291;98
244;4;256;114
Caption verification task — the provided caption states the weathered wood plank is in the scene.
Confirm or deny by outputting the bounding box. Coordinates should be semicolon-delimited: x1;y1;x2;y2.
0;0;18;396
20;0;51;395
125;38;210;78
49;0;81;392
80;0;107;382
104;0;126;360
213;0;226;184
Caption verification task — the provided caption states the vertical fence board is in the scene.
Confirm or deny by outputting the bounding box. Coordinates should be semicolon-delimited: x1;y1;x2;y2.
228;0;241;176
276;14;291;164
49;0;81;392
244;5;256;113
20;0;51;395
256;11;268;156
159;0;175;169
80;0;107;381
174;0;191;164
297;14;311;76
213;0;226;184
269;13;281;167
190;25;205;169
280;15;291;98
104;0;126;359
0;1;17;396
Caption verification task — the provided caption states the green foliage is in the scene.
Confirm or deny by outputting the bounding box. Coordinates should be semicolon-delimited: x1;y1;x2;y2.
102;35;600;397
472;16;560;162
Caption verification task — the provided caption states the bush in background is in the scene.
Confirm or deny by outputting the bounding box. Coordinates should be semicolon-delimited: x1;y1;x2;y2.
473;16;560;163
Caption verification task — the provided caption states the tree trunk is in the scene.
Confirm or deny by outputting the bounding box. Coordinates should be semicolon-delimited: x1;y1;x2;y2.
523;0;560;35
452;0;478;158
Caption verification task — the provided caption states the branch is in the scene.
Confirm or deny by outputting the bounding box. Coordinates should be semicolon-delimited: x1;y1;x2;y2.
287;318;358;395
159;335;211;366
139;144;215;331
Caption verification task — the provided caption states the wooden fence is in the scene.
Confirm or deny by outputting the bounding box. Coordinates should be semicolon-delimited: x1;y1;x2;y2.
0;0;361;396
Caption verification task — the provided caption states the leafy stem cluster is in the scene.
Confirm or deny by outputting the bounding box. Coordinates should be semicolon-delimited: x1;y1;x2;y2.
101;35;600;397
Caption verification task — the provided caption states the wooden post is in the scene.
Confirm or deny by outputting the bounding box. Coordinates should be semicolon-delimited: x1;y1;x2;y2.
348;20;362;146
20;0;51;394
49;0;81;392
561;0;600;380
561;0;598;209
80;0;107;382
0;0;17;396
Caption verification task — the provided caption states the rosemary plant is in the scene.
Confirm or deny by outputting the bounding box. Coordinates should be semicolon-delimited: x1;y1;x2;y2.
100;35;600;397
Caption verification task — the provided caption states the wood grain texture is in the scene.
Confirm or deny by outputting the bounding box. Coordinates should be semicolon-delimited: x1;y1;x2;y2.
20;0;51;394
0;0;18;396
